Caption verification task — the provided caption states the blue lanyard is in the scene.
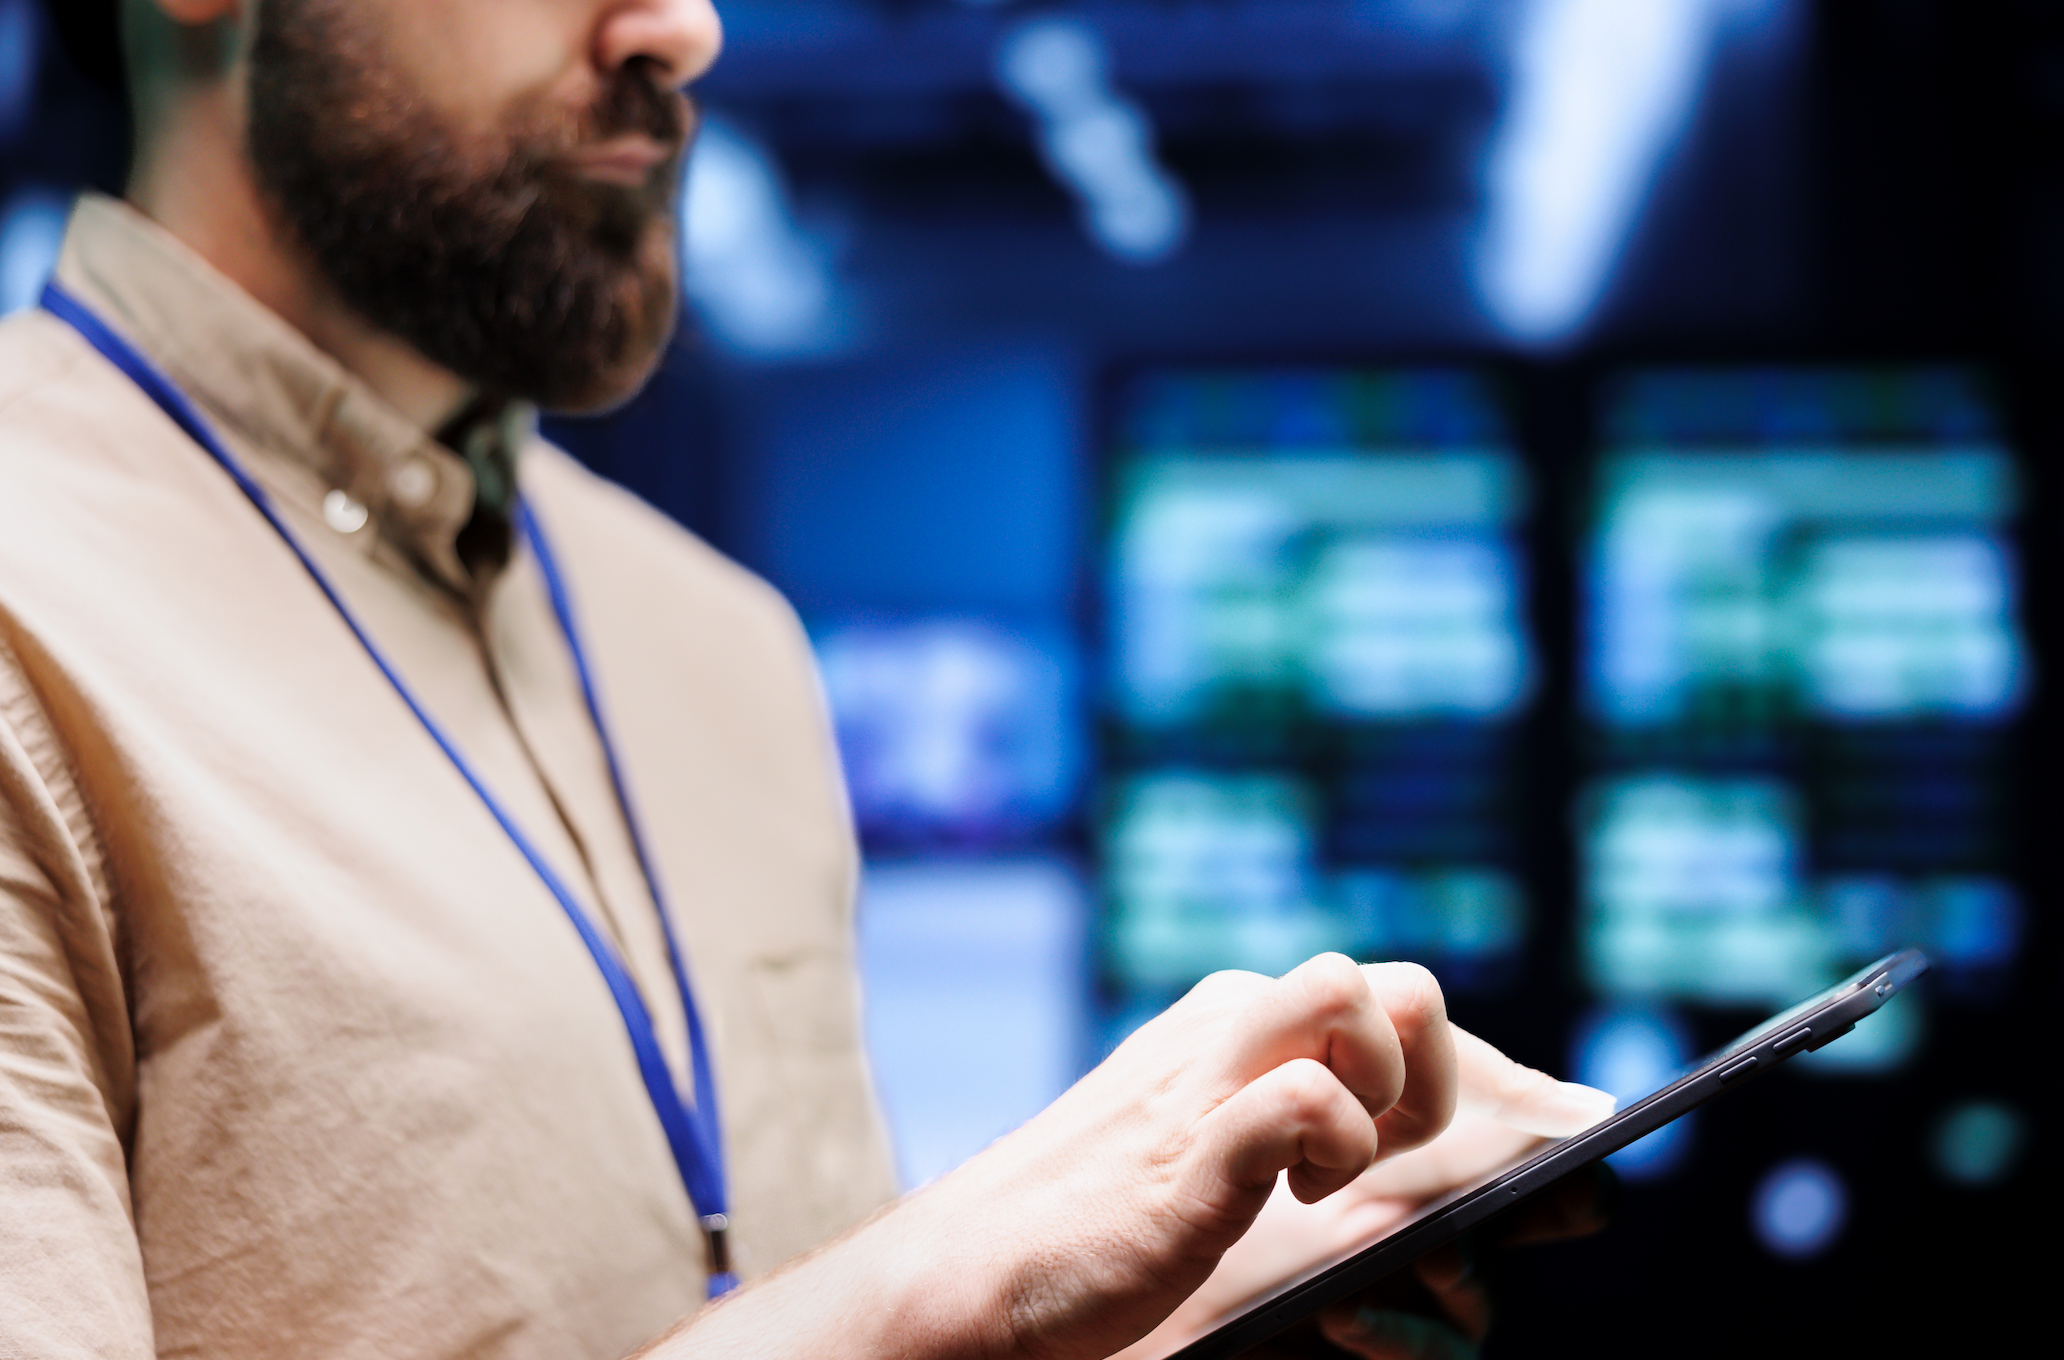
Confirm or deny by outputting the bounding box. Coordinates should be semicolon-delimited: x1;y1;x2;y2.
42;284;739;1299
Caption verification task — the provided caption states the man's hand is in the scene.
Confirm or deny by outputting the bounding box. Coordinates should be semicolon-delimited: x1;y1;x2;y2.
646;956;1610;1360
1110;1030;1616;1360
891;955;1469;1360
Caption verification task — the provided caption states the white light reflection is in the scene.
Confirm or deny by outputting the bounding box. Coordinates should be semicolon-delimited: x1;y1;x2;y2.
1476;0;1721;346
997;18;1190;265
681;117;850;358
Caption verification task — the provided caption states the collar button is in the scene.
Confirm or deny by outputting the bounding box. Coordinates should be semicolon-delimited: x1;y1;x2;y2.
322;489;370;534
391;457;439;511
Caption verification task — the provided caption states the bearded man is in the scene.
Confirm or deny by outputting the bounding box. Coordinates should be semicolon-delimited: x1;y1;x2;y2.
0;4;1613;1358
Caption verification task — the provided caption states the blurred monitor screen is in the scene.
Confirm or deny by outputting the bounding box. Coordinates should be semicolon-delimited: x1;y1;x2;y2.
1578;369;2026;1026
816;619;1081;845
1099;369;1531;1008
1588;450;2023;726
1112;454;1532;725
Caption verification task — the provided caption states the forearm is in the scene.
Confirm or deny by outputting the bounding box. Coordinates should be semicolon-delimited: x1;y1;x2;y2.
631;1187;1019;1360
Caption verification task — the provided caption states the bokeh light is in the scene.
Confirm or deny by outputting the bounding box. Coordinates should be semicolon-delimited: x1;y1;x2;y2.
1930;1102;2025;1189
0;184;65;315
1571;1005;1695;1180
1750;1157;1849;1260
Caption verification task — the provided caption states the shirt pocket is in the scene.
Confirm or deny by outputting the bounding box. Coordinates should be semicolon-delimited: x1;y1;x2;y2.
744;944;863;1055
731;944;896;1271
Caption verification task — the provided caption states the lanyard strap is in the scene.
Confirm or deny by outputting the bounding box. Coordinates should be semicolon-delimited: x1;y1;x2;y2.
42;284;738;1298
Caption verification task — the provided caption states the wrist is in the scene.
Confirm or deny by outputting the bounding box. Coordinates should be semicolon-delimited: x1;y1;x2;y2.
846;1177;1031;1360
667;1176;1032;1360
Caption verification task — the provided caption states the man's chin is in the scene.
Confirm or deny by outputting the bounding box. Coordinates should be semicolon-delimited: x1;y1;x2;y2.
526;269;680;415
542;335;675;416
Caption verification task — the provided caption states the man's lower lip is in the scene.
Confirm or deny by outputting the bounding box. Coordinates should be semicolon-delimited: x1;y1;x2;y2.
564;140;678;185
574;161;659;186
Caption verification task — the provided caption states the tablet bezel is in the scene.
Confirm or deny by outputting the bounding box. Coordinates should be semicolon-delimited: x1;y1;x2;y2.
1159;948;1931;1360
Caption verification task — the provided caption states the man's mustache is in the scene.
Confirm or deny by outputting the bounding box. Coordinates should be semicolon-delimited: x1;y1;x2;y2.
586;63;694;150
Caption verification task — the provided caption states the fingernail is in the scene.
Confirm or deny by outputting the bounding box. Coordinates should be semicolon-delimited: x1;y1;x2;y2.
1352;1309;1480;1360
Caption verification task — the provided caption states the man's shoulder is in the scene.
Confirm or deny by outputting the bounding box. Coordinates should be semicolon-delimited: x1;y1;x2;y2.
0;308;104;448
0;309;157;561
0;307;171;495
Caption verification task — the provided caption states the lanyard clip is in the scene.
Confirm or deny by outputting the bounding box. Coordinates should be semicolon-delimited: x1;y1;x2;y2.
700;1213;732;1274
701;1213;738;1296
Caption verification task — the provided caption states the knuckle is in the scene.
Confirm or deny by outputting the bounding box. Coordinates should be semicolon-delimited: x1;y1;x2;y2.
1191;968;1266;1003
1293;952;1369;1017
1371;960;1446;1024
1279;1059;1341;1124
1173;969;1266;1023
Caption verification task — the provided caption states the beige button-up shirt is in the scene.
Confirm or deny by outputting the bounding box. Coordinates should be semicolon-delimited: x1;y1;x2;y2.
0;197;898;1359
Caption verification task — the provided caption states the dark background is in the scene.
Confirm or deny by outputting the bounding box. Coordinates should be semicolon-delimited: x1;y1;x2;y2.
3;1;2054;1355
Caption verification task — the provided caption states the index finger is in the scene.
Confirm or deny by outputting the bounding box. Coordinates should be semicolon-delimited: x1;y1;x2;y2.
1360;963;1460;1161
1217;957;1459;1160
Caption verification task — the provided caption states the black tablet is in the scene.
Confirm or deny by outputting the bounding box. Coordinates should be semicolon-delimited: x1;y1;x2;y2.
1147;948;1931;1360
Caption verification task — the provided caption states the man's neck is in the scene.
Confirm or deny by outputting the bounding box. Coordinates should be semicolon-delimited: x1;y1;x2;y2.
126;90;474;434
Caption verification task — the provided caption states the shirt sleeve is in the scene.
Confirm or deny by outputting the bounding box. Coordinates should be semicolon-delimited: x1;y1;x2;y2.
0;657;154;1359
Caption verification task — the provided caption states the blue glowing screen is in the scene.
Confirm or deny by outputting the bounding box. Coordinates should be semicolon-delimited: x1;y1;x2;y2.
1098;370;1532;1007
1578;370;2026;1057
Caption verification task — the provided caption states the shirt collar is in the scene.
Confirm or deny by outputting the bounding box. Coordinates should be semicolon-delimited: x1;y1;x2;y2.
52;194;535;594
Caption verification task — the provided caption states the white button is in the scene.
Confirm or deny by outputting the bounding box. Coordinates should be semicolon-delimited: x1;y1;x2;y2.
390;458;438;510
322;489;369;534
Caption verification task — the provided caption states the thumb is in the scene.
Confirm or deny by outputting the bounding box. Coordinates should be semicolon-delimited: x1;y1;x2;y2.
1452;1029;1615;1139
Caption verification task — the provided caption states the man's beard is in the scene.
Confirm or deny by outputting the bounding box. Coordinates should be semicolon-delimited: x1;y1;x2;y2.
246;0;690;412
